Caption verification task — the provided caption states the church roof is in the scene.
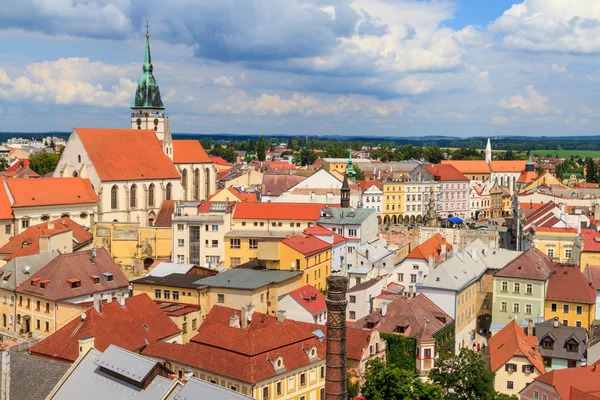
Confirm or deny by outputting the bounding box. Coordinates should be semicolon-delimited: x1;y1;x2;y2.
172;140;211;164
132;33;164;109
74;128;180;181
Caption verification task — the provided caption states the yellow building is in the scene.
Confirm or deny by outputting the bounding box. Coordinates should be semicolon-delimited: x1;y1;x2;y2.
580;228;600;269
489;181;503;219
158;303;202;344
383;175;406;224
502;192;512;217
521;171;566;193
530;227;578;263
544;264;596;333
321;157;371;174
94;222;172;277
142;305;326;399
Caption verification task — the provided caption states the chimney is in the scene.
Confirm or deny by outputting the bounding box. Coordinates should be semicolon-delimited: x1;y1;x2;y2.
78;336;95;357
116;292;125;308
91;248;97;262
183;369;194;382
381;302;388;317
325;275;349;400
428;255;434;270
276;310;286;324
93;294;102;314
229;314;241;328
241;306;248;330
106;295;112;304
47;220;54;229
527;319;534;336
441;243;447;256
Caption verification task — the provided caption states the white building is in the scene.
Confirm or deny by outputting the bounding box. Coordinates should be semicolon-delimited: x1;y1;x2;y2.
360;182;383;218
347;237;396;286
346;277;387;323
278;285;327;324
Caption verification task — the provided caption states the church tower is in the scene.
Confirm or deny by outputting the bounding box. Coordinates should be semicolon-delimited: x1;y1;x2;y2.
340;172;350;208
485;137;492;164
163;118;173;161
131;24;166;141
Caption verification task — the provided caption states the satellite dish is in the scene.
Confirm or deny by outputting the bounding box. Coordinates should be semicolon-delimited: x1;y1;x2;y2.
290;262;296;270
81;313;87;320
24;265;30;272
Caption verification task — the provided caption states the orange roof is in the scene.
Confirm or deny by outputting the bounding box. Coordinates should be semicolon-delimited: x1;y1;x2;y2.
233;202;333;221
6;177;99;207
546;264;596;304
406;233;451;262
441;160;490;174
531;366;600;399
75;128;179;181
488;320;545;374
424;164;469;181
211;187;257;203
172;140;211;164
491;160;527;172
284;285;326;315
0;179;13;219
282;234;330;256
517;170;538;184
209;156;233;167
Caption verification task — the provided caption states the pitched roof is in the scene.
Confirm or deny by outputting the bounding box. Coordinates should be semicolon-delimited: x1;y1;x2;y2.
546;264;596;304
197;269;303;290
0;217;92;261
317;207;373;225
303;224;334;236
282;234;330;256
517;170;538;184
147;262;198;277
490;160;527;172
174;377;252;399
581;229;600;252
0;179;13;219
535;226;577;233
233;202;331;221
212;187;257;203
0;252;59;291
172;140;211;164
15;247;129;301
441;160;491;174
531;366;600;399
355;180;382;191
5;177;99;207
132;273;205;289
283;285;326;315
424;164;469;181
347;277;383;293
209;156;233;167
535;318;587;361
406;233;451;262
261;174;307;196
585;265;600;290
488;320;545;373
30;294;180;363
153;200;175;227
494;248;554;281
296;321;376;361
74;128;179;181
142;306;325;384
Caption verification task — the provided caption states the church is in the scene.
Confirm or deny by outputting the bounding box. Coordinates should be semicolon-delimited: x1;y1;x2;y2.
54;30;216;225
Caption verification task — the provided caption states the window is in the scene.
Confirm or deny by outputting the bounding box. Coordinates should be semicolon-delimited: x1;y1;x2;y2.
348;229;357;237
526;283;533;294
410;274;417;283
348;246;354;253
45;302;49;313
398;273;404;281
177;239;184;247
36;300;40;311
21;220;29;229
565;248;572;260
4;225;10;235
218;294;225;303
505;363;517;372
541;338;554;349
576;321;582;328
166;183;172;200
173;291;179;301
412;264;419;270
111;185;118;210
206;255;220;265
230;257;241;267
177;224;184;231
212;240;218;248
276;381;282;395
230;239;241;249
567;342;579;352
563;304;569;314
547;248;554;259
262;386;269;400
542;395;548;400
148;183;155;207
576;305;582;315
501;302;507;312
163;290;170;300
513;282;520;293
9;296;13;306
525;304;532;314
249;239;258;249
551;303;557;312
501;281;508;292
349;295;356;304
533;390;539;400
349;311;356;319
300;372;306;386
177;255;185;263
36;319;40;330
320;365;325;379
211;224;218;231
563;319;568;326
130;184;137;208
182;322;187;334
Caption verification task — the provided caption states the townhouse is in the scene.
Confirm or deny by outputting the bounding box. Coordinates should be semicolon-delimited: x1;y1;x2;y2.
278;285;327;324
535;318;587;370
423;164;470;219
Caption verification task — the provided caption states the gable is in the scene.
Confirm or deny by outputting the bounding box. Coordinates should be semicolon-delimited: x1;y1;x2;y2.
292;169;343;190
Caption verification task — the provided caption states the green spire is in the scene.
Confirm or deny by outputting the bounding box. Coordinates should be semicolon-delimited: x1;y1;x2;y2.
526;155;534;165
346;151;356;182
132;25;164;109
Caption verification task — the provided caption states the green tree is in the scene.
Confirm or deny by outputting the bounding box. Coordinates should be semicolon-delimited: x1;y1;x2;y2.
424;146;445;163
291;139;300;151
362;358;443;400
248;138;256;152
209;145;236;163
29;152;60;176
325;145;350;158
257;136;266;161
586;158;598;183
294;148;318;166
199;137;212;150
354;165;365;180
503;149;515;160
429;349;496;400
0;158;7;172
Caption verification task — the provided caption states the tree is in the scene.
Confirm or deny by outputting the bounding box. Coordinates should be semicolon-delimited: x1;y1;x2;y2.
248;138;256;152
424;146;445;163
257;136;266;161
503;149;515;160
291;139;299;151
294;148;318;166
209;145;236;163
586;158;598;183
429;349;496;400
29;151;60;176
362;358;443;400
199;137;212;150
354;165;365;181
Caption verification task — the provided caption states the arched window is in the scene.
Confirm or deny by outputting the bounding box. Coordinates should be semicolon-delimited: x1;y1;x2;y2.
181;169;188;200
148;183;155;207
130;184;137;208
204;168;211;200
166;183;172;200
193;168;200;200
72;170;78;177
111;185;118;210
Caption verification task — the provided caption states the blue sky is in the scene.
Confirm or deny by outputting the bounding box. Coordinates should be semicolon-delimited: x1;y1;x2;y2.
1;0;600;137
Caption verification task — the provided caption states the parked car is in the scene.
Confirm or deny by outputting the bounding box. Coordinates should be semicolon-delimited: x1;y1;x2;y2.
479;226;489;231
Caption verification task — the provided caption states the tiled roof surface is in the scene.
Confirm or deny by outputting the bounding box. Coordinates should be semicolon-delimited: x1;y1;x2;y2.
30;294;180;362
517;170;538;184
355;180;382;191
534;366;600;400
535;318;587;361
441;160;491;174
75;128;180;181
156;301;200;317
214;187;257;203
585;265;600;289
6;177;99;207
488;320;545;373
154;200;175;227
15;247;129;301
296;321;374;361
581;229;600;252
142;306;325;383
494;248;554;281
284;285;326;315
406;233;451;262
303;224;333;236
282;234;330;256
209;156;233;167
0;179;12;219
546;264;596;304
172;140;211;164
490;160;527;172
424;164;469;181
233;202;330;220
261;175;306;196
535;226;577;233
347;277;382;293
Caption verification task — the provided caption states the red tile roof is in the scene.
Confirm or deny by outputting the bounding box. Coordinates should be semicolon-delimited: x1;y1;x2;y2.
406;233;451;262
155;301;200;317
488;320;545;374
211;187;257;203
535;226;577;233
303;224;333;236
546;264;596;304
490;160;527;172
424;164;469;181
495;248;554;281
15;247;129;301
296;321;375;361
441;160;491;174
5;177;99;207
261;175;307;196
282;234;330;257
75;128;180;181
0;179;13;219
0;217;92;261
517;170;538;184
30;294;180;362
584;265;600;290
582;229;600;253
209;156;233;167
172;140;211;164
153;200;175;227
233;202;333;221
355;180;382;191
142;305;325;383
284;285;326;315
531;366;600;399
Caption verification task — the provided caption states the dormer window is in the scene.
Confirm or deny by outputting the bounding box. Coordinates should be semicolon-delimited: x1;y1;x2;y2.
566;342;579;352
102;272;113;282
67;278;81;288
394;325;408;334
30;278;40;286
90;275;100;284
541;338;554;349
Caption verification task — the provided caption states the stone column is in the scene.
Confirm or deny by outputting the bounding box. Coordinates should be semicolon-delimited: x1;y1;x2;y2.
325;275;348;400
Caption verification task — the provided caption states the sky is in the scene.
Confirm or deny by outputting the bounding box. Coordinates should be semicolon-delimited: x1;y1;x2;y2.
1;0;600;138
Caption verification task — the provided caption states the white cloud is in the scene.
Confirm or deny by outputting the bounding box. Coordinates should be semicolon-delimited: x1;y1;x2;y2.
552;64;567;73
492;116;509;125
499;85;551;114
490;0;600;54
213;76;235;87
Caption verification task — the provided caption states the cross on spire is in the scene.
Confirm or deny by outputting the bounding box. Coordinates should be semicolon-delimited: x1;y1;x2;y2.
145;21;150;38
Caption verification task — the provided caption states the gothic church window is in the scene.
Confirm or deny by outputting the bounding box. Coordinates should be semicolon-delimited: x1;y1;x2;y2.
166;183;172;200
130;184;137;208
111;185;118;210
148;184;155;207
